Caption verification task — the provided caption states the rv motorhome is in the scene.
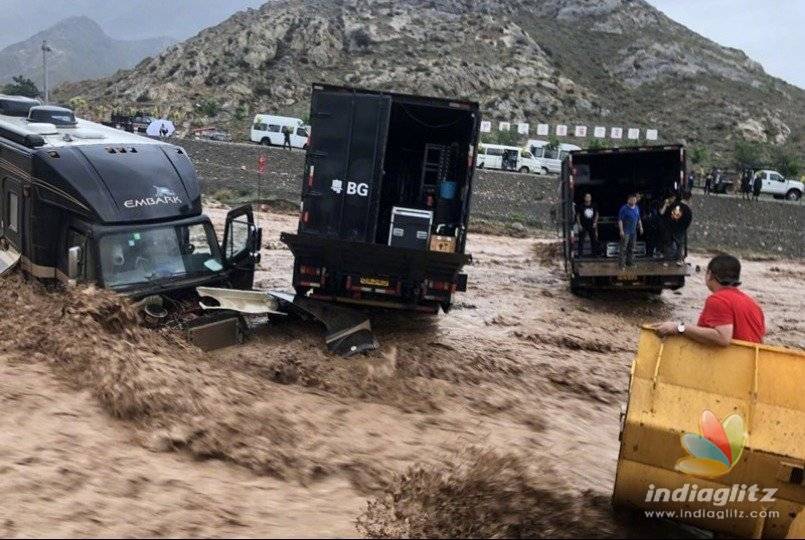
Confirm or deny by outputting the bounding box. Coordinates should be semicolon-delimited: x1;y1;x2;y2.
0;94;261;308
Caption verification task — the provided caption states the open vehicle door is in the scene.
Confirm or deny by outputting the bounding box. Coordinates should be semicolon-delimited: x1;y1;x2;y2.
222;205;261;290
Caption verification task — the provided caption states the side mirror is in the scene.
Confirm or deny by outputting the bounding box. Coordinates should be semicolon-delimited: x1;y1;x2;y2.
67;246;82;280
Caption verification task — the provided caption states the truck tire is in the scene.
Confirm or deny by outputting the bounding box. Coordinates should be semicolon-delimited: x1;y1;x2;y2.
786;189;802;201
478;162;485;169
261;137;271;146
541;166;549;176
519;166;530;174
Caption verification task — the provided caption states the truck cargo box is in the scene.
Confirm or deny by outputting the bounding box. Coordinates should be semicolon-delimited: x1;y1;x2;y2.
560;145;690;293
285;84;480;312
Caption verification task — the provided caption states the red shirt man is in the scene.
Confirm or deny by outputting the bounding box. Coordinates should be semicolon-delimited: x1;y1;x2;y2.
654;254;765;345
697;287;765;343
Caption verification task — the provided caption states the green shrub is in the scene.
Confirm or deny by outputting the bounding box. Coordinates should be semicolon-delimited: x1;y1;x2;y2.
199;98;220;117
2;75;39;98
771;146;801;178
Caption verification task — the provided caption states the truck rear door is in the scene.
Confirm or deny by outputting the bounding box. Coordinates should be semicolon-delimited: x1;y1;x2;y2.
300;89;391;243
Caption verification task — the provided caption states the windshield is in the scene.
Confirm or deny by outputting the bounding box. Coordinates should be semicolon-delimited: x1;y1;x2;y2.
99;222;223;288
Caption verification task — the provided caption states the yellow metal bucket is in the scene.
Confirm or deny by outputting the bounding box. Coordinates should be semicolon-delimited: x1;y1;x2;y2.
613;328;805;538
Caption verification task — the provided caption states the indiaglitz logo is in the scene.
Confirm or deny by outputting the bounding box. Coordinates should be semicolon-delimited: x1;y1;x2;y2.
675;410;745;479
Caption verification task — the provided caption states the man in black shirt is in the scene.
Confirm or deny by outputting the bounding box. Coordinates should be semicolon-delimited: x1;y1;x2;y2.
575;192;599;257
663;192;693;265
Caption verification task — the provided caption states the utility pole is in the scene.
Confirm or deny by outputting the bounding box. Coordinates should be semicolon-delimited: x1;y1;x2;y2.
41;40;52;103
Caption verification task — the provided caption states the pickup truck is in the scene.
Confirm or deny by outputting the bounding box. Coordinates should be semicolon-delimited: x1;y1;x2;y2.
754;169;803;201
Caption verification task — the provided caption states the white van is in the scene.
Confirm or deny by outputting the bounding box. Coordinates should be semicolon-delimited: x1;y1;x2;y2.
250;114;309;149
476;143;540;173
527;139;581;175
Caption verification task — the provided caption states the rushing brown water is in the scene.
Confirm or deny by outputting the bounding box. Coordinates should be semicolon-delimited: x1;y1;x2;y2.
0;205;801;537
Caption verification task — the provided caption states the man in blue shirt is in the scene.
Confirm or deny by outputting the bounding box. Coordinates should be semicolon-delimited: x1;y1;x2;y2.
618;193;643;269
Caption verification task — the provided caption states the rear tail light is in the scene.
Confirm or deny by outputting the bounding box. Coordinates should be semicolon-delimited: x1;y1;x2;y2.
307;165;315;188
298;265;325;288
299;265;321;276
302;210;309;223
428;280;456;292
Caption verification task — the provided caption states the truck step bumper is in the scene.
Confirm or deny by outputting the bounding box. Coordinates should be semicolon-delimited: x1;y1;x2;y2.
574;259;692;278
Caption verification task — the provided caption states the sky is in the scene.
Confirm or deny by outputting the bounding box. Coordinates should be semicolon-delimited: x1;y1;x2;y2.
646;0;805;88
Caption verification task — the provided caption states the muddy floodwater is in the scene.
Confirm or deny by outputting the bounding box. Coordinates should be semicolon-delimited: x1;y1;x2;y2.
0;206;802;537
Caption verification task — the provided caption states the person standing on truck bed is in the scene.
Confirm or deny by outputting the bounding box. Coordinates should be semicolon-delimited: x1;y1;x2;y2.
576;193;599;257
663;192;692;265
642;193;666;259
652;254;765;345
618;193;643;269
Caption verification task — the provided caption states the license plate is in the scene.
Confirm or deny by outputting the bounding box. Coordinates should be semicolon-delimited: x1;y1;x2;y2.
360;277;390;288
617;271;638;281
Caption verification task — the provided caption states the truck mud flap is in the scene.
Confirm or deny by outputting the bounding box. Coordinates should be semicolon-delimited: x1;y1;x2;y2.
186;311;244;351
613;328;805;538
269;291;378;357
0;244;20;278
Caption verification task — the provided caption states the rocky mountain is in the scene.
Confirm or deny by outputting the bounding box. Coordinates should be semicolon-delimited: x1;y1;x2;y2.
55;0;804;161
0;16;174;87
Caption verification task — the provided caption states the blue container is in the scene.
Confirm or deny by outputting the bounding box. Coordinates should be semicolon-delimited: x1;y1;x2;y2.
440;180;457;200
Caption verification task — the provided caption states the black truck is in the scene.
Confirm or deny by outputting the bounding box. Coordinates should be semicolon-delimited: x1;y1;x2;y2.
281;84;481;313
560;145;691;294
0;95;260;323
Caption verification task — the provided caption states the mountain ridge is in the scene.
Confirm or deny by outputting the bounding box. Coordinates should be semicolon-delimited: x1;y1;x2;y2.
0;16;174;88
54;0;804;160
